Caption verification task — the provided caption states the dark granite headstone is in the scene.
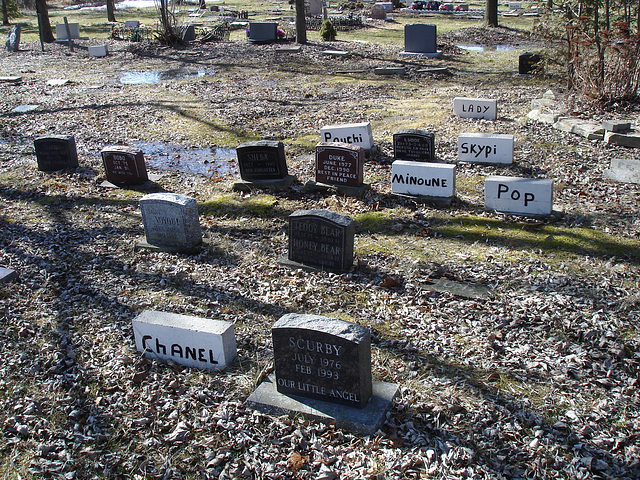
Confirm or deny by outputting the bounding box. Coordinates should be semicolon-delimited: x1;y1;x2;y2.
404;24;436;53
315;142;365;187
272;313;372;408
288;209;354;271
519;53;542;75
393;129;435;162
236;140;288;181
101;145;149;185
6;24;21;52
34;135;79;172
248;22;277;43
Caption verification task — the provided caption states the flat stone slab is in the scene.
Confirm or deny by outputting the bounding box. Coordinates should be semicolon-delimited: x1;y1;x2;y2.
605;131;640;148
303;180;371;197
602;120;632;132
399;50;442;58
421;278;492;299
416;67;451;75
12;104;39;113
0;267;18;283
275;45;302;53
0;76;22;83
322;50;350;57
374;67;406;75
247;374;399;436
232;175;296;192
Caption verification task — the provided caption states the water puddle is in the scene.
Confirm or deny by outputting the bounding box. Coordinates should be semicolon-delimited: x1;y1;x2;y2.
135;142;238;177
457;44;516;52
120;68;214;85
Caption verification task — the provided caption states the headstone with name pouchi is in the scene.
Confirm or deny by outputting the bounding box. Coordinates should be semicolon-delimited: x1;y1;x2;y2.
247;313;399;435
393;129;435;162
401;24;441;57
457;133;514;164
287;209;354;271
34;135;79;172
392;160;455;201
139;193;202;252
101;145;149;185
485;175;553;216
315;142;365;187
453;97;498;120
5;24;21;52
320;122;374;151
133;310;236;371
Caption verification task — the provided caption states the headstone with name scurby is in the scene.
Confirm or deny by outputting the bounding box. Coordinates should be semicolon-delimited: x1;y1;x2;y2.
247;313;399;435
287;209;354;271
34;135;79;172
133;310;236;371
393;129;435;162
101;145;149;185
138;193;202;252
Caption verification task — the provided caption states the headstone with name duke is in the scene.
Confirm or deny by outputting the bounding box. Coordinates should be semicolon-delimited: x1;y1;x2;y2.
453;97;498;120
138;193;202;252
485;176;553;216
393;129;435;162
247;313;399;435
392;160;455;203
101;145;149;185
457;133;514;164
34;135;79;171
133;310;236;370
287;209;354;271
315;142;365;187
320;122;374;152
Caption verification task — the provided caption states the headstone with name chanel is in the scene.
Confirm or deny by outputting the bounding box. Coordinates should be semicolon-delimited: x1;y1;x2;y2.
315;142;365;187
392;161;455;202
457;133;514;164
453;97;498;120
234;140;294;190
5;24;21;52
604;158;640;184
393;129;435;162
133;310;236;371
248;22;277;43
320;122;374;151
34;135;79;171
101;145;149;185
401;24;441;57
287;209;354;271
247;313;399;435
138;193;202;252
485;176;553;216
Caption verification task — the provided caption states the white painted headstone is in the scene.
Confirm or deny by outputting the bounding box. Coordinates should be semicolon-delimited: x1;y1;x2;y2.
133;310;237;370
320;122;374;151
139;193;202;250
458;133;514;164
453;97;498;120
56;23;80;39
604;158;640;184
485;176;553;215
392;161;455;198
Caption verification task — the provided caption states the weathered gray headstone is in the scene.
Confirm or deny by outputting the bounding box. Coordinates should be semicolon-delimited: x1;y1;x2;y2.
288;209;354;271
308;0;323;15
393;129;435;162
56;23;80;40
602;120;632;133
248;22;277;43
370;4;387;19
133;310;236;370
88;45;108;57
34;135;79;171
0;267;18;283
315;142;365;187
139;193;202;252
101;145;149;185
5;24;21;52
604;158;640;184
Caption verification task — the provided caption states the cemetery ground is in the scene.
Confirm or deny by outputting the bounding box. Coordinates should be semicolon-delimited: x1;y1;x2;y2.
2;10;640;480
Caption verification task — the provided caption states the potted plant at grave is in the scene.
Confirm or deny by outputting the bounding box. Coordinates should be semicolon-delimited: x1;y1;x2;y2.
319;20;337;41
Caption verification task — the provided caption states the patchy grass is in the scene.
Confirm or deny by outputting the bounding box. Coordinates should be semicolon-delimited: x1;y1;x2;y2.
201;193;282;218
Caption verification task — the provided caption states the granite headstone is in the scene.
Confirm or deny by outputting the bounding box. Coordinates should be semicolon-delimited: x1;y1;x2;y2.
101;145;149;185
393;129;435;162
236;140;288;181
315;142;365;187
139;193;202;251
5;24;21;52
34;135;79;171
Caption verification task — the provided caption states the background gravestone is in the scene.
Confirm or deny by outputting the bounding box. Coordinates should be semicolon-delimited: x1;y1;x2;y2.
34;135;79;172
393;129;435;161
287;209;354;271
56;23;80;40
139;193;202;252
401;24;441;57
272;313;372;408
5;24;21;52
101;145;149;185
315;142;365;187
519;53;542;75
248;22;277;43
236;140;288;180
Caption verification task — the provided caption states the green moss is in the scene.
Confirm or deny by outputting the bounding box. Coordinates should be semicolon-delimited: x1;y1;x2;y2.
201;194;281;218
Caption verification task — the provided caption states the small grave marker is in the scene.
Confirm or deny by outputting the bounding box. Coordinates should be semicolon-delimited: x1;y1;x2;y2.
133;310;236;371
34;135;79;171
248;22;277;43
138;193;202;252
0;267;18;283
88;45;108;57
315;142;365;187
287;209;354;271
370;4;387;19
320;122;374;151
602;120;632;133
234;140;294;190
393;129;435;162
124;20;140;28
56;23;80;40
457;133;514;164
604;158;640;184
391;160;455;201
5;24;21;52
401;24;441;57
101;145;149;185
453;97;498;120
518;53;542;75
485;176;553;216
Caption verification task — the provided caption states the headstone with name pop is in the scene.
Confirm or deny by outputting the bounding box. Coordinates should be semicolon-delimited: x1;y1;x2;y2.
138;193;202;252
320;122;374;152
457;133;514;164
133;310;236;371
392;161;455;202
101;145;149;185
287;209;354;271
34;135;79;171
315;142;365;187
485;176;553;216
453;97;498;120
393;129;435;162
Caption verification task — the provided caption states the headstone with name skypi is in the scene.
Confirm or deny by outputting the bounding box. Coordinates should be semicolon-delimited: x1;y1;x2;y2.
393;129;435;162
138;193;202;252
457;133;514;164
101;145;149;185
34;135;79;171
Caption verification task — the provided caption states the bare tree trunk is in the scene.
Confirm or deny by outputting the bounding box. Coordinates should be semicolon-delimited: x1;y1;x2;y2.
295;0;307;44
35;0;54;43
2;0;10;25
106;0;116;22
485;0;498;27
605;0;609;30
